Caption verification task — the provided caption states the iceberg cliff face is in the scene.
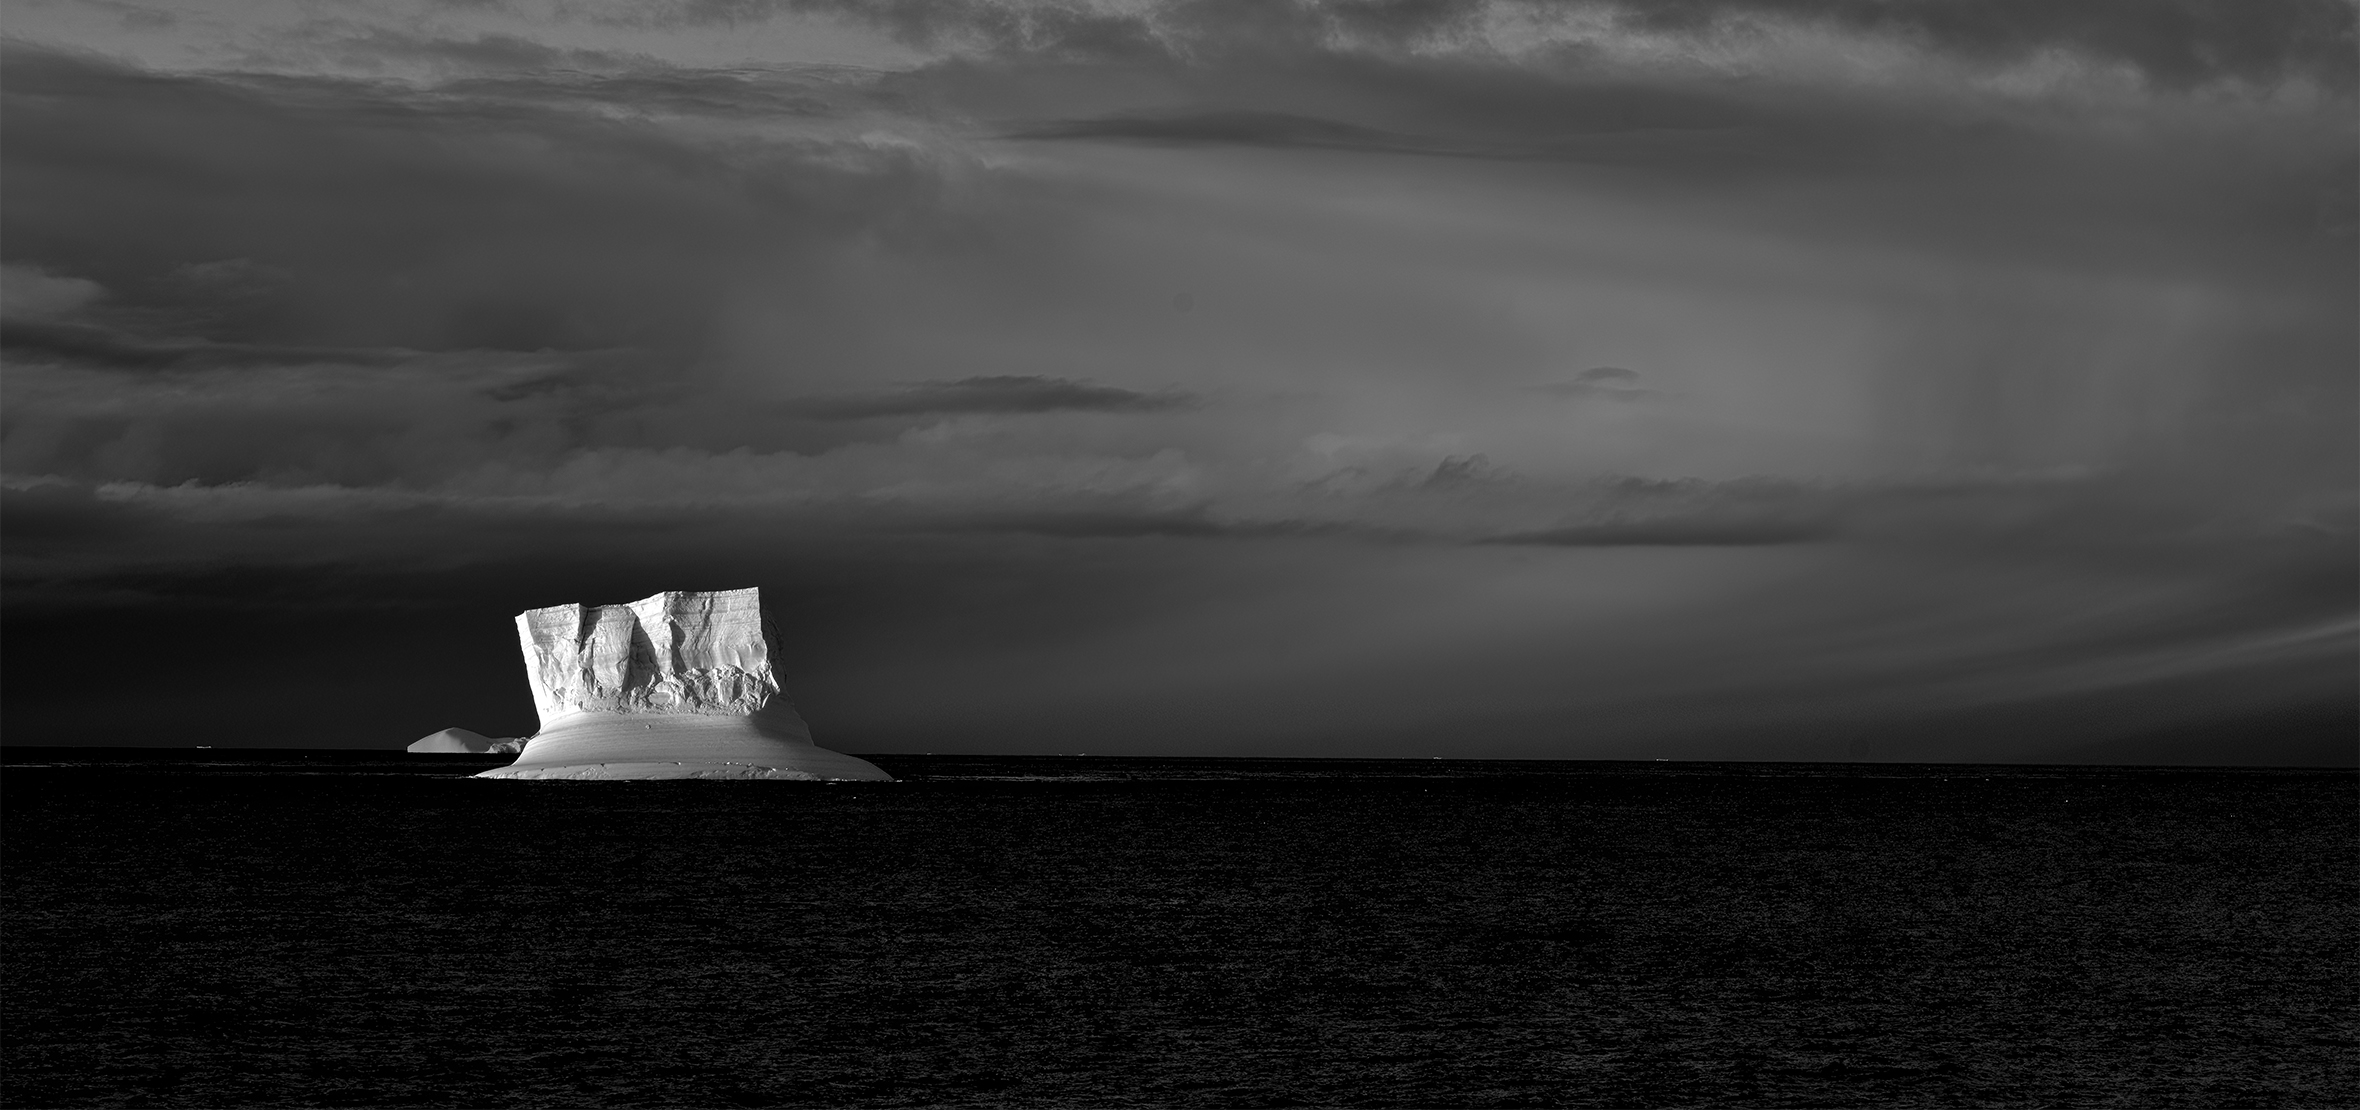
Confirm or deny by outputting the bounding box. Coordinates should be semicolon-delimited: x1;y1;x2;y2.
479;588;891;781
517;588;783;724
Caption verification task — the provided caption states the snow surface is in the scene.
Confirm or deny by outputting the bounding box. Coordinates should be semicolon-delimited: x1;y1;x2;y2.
479;711;890;780
407;728;526;755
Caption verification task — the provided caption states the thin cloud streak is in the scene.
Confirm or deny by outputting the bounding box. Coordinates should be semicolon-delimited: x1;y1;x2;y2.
782;375;1197;420
0;320;419;371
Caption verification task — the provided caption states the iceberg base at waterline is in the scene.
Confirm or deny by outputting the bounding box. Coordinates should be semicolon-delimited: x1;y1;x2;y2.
477;711;891;781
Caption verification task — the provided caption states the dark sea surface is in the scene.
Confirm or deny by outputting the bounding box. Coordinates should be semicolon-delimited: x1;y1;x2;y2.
4;751;2354;1108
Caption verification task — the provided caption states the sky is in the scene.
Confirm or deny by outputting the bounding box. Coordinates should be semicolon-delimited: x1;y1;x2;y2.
2;0;2353;762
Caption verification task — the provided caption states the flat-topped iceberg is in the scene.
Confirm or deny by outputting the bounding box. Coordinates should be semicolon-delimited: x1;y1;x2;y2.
472;587;891;781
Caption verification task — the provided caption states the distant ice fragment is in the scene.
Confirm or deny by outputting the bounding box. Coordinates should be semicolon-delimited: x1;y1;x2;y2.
475;587;892;781
408;728;525;754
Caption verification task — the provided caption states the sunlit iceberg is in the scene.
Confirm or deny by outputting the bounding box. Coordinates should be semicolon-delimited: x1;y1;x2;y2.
470;587;892;781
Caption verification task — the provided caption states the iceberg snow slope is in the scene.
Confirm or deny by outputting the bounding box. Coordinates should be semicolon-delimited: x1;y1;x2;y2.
407;728;525;755
476;588;891;781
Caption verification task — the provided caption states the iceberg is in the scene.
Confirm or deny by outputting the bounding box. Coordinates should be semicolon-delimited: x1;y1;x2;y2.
472;587;892;781
408;727;526;755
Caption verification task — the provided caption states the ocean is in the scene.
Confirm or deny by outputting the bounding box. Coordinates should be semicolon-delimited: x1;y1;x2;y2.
4;752;2353;1107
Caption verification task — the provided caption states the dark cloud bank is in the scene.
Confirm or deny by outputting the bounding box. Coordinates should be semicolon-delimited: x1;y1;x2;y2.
2;1;2352;763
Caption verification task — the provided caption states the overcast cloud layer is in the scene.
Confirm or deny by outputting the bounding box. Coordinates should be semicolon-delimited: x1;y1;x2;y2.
3;0;2353;761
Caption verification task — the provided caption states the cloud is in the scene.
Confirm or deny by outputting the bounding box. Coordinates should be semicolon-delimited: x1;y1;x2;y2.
998;105;1781;167
1489;517;1835;547
1008;109;1459;155
8;469;2346;760
0;263;107;320
781;375;1196;419
253;26;669;77
6;37;2344;513
1527;366;1656;402
0;320;416;371
1;456;2314;591
0;43;946;357
0;20;2349;762
777;0;2356;94
1612;0;2359;92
